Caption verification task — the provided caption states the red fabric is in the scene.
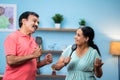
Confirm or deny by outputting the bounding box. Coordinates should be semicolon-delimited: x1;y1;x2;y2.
3;30;38;80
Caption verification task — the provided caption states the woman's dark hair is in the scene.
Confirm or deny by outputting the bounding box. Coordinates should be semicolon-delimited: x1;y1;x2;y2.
80;26;101;56
19;11;39;28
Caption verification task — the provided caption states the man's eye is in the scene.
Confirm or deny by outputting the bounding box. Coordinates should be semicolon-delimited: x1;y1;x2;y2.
33;20;39;24
33;20;36;23
37;22;39;24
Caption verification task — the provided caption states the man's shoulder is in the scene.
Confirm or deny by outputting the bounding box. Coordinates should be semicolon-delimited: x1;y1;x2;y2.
7;30;19;39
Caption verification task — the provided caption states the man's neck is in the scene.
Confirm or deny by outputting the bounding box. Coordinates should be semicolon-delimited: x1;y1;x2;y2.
19;28;31;36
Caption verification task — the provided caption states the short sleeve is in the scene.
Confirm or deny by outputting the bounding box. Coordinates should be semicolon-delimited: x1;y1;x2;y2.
4;35;17;56
93;49;101;63
62;45;72;57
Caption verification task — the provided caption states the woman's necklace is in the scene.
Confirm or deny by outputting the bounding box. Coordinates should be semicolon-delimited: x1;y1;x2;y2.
76;47;89;57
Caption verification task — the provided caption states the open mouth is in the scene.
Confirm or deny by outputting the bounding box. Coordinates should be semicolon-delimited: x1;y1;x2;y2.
32;26;38;30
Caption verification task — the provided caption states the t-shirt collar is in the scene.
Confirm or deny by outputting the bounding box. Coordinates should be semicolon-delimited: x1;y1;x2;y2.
16;30;31;37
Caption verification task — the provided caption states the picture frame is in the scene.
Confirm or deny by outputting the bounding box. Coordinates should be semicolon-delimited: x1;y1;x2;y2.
0;4;16;31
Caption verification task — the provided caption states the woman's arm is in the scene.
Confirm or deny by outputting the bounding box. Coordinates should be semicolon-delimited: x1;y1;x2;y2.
94;66;103;78
52;56;65;70
52;56;71;70
94;58;104;78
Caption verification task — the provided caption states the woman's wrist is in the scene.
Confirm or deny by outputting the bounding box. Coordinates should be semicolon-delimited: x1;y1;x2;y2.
64;62;67;66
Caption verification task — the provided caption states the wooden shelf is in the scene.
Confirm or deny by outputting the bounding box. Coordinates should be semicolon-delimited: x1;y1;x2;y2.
0;74;66;79
36;74;66;78
42;50;63;54
36;28;75;54
37;28;77;32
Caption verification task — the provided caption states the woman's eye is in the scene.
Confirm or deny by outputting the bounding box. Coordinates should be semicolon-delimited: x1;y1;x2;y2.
77;34;80;37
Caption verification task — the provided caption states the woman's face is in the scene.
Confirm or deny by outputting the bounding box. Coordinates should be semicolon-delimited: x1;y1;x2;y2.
74;29;88;46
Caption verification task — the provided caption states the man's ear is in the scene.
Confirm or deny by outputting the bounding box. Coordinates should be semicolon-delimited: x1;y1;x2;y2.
22;19;26;24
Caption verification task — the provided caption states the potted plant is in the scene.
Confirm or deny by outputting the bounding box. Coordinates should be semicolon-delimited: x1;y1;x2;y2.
79;19;86;27
52;13;64;28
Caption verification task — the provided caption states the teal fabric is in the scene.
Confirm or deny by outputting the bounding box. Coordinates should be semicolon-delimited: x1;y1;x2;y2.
62;45;100;80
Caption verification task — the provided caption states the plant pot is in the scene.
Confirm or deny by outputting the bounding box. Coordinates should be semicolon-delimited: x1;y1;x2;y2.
80;25;85;27
55;23;61;28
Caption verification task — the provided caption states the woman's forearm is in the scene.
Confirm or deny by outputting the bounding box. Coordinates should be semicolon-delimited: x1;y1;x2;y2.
94;67;103;78
54;63;65;70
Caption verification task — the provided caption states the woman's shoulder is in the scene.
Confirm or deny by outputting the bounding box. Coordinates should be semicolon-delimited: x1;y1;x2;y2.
89;47;101;58
62;45;72;57
89;47;97;52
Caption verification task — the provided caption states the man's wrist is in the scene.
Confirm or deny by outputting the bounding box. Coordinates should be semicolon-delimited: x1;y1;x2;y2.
43;59;47;65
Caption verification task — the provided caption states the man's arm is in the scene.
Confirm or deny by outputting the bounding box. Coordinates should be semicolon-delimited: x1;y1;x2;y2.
6;48;42;67
37;53;52;68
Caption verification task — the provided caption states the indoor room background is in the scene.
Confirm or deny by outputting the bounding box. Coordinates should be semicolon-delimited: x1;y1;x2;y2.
0;0;120;80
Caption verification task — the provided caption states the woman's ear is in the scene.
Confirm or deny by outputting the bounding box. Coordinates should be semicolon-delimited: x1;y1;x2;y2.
85;37;89;42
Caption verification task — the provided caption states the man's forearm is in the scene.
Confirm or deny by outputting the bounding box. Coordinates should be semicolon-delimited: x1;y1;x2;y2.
37;59;46;68
6;54;34;67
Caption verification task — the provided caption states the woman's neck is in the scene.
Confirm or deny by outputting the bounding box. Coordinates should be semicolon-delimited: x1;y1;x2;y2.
76;44;89;57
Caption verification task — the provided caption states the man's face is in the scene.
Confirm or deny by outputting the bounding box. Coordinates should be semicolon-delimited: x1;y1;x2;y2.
23;15;39;33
